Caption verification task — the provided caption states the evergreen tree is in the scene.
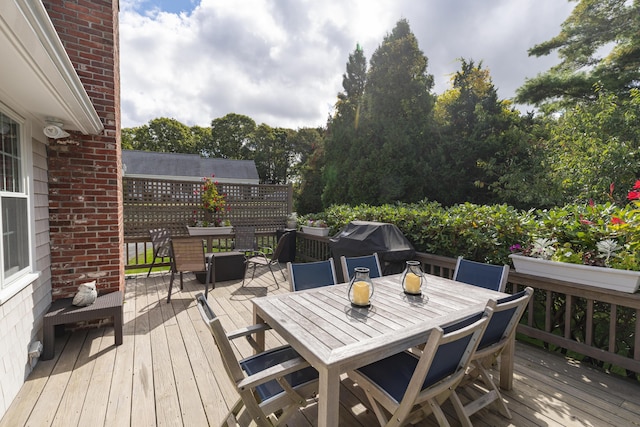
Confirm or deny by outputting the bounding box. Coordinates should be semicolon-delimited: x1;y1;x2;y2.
353;19;435;205
433;60;509;205
517;0;640;108
323;44;367;206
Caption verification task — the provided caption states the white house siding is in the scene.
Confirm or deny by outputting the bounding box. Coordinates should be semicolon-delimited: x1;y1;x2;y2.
0;138;51;418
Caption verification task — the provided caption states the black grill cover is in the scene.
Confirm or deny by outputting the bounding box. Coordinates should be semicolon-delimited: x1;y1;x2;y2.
330;221;415;282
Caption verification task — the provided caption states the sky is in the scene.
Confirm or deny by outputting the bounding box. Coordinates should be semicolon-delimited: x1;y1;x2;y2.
119;0;576;130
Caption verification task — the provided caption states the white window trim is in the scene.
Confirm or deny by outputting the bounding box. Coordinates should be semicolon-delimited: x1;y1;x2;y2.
0;104;36;296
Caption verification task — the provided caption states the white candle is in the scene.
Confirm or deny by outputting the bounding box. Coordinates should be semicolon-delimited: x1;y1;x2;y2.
405;273;421;293
352;281;370;305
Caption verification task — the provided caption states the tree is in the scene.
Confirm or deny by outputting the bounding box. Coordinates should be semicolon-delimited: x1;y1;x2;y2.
323;44;368;206
292;128;326;214
121;117;196;153
249;124;293;184
433;60;518;205
349;19;436;205
206;113;256;159
545;87;640;203
517;0;640;107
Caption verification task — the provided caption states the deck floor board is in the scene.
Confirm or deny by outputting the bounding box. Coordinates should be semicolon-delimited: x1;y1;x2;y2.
1;269;639;427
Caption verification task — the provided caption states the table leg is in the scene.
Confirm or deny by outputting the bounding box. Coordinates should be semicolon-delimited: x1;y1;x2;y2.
317;367;340;427
500;334;514;390
252;307;265;354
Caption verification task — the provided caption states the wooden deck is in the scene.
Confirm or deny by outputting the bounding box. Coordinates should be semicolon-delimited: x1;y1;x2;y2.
2;269;639;427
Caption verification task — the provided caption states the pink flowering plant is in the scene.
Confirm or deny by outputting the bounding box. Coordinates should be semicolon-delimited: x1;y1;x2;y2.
190;175;231;227
306;219;328;228
511;180;640;270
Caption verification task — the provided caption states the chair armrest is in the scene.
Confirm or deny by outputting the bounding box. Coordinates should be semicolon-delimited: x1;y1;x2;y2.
228;323;272;352
236;356;311;391
258;246;274;255
227;322;272;340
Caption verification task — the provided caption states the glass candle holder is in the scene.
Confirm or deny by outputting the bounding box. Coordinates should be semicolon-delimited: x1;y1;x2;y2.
348;267;374;308
402;260;424;295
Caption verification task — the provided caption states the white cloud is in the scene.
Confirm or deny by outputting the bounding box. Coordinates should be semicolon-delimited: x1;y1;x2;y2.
120;0;575;129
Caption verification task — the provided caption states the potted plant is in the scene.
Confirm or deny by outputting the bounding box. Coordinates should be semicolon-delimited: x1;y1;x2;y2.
509;180;640;293
187;175;233;236
300;219;330;237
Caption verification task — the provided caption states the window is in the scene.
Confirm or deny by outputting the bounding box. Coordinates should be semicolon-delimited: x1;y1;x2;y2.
1;111;30;288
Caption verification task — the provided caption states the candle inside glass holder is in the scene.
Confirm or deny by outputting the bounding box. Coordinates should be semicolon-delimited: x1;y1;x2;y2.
402;260;424;295
348;267;374;307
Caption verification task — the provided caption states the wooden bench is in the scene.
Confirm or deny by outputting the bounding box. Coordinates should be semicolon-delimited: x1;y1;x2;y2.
42;291;123;361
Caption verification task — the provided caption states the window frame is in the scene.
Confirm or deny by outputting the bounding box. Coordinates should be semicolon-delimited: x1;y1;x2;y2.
0;105;36;300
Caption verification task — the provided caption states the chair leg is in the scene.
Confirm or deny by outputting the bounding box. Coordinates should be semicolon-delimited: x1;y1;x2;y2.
242;260;249;286
147;254;157;277
426;397;452;427
204;269;213;299
167;270;175;303
267;264;279;289
475;361;512;418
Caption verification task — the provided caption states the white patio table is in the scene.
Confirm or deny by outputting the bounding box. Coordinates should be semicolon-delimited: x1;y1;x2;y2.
252;273;511;427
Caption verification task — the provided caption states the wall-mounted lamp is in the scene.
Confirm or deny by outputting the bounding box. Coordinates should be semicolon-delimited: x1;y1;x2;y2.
43;118;70;139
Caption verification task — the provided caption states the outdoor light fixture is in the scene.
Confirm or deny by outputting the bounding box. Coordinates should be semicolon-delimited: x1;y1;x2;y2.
43;118;70;139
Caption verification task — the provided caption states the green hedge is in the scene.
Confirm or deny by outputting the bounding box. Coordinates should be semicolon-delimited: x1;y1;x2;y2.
300;200;640;270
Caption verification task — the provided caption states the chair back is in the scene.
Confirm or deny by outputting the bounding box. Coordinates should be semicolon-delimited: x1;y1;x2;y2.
477;287;533;352
270;231;292;261
195;293;247;387
340;253;382;281
288;259;337;291
170;237;208;273
149;228;171;257
414;308;491;394
453;256;509;292
353;305;491;414
234;226;258;252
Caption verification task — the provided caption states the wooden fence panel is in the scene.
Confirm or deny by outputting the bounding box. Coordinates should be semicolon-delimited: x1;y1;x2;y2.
123;177;292;238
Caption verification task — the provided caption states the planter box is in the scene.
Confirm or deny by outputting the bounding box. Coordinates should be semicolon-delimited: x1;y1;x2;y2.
300;225;329;237
509;253;640;293
187;226;234;236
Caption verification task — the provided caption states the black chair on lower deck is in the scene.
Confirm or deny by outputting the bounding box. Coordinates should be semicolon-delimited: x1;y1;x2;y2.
453;256;510;292
243;230;291;287
457;287;534;421
195;293;318;427
340;253;382;281
233;225;258;254
167;237;213;303
287;259;338;292
147;228;171;277
347;305;493;427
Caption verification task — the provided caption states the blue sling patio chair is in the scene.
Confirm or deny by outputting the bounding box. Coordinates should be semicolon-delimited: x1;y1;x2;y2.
287;259;338;292
347;304;493;427
340;253;382;281
457;287;534;421
452;256;510;292
195;293;319;427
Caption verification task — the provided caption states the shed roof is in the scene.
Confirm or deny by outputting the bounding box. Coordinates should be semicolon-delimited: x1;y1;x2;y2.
122;150;260;184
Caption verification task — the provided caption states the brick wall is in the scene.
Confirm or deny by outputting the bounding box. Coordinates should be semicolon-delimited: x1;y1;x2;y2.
44;0;123;297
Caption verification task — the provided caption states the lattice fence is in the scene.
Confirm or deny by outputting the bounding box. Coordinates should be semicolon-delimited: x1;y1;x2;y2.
124;177;292;238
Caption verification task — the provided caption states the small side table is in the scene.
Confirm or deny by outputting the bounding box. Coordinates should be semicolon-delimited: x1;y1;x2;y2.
42;291;123;360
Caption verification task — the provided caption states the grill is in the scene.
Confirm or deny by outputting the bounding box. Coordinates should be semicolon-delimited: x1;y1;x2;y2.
330;221;415;282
